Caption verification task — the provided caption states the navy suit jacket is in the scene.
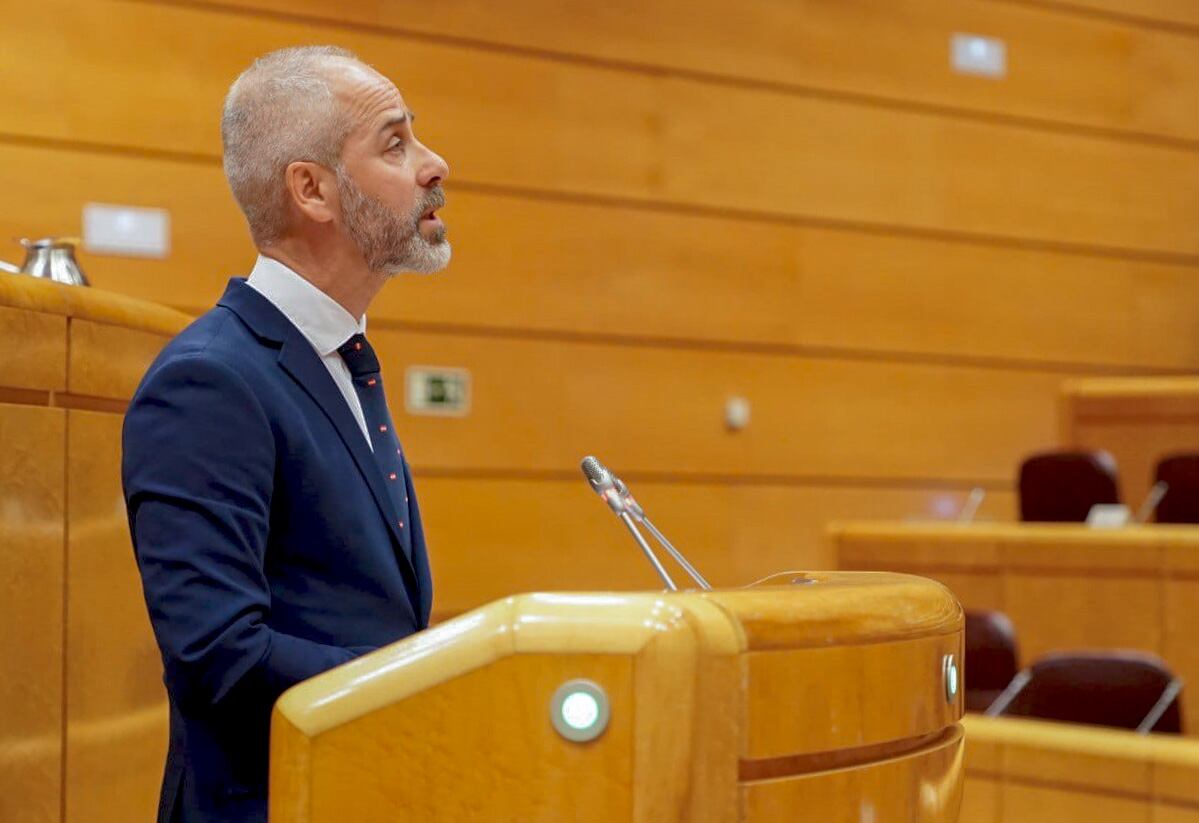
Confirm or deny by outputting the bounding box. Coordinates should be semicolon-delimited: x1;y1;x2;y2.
122;278;432;822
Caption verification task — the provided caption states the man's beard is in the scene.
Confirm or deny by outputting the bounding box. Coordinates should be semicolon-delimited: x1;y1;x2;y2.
335;167;451;276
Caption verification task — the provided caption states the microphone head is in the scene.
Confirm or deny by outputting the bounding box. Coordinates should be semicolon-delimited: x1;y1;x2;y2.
580;455;610;486
581;455;625;514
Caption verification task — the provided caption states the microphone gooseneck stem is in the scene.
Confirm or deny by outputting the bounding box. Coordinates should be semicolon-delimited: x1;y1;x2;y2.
640;516;711;590
619;512;678;590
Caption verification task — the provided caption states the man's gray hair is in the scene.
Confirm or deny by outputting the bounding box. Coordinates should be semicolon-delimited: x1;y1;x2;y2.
221;45;361;247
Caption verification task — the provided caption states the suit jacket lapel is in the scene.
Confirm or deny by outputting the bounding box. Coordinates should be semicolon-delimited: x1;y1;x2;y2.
275;326;421;593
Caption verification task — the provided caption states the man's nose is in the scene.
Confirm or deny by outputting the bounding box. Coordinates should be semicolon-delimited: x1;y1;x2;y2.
420;145;450;188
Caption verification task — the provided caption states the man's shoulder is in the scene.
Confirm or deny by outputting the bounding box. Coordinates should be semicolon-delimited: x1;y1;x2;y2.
135;303;275;396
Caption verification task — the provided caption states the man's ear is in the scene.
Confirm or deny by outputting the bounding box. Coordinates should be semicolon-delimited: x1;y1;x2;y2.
284;161;339;225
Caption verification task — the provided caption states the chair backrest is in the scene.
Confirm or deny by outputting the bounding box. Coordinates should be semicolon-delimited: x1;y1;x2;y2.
990;650;1183;734
1156;454;1199;524
1018;450;1120;522
964;610;1019;713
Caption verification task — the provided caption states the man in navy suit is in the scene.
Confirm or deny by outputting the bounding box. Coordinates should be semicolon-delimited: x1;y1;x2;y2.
122;45;450;822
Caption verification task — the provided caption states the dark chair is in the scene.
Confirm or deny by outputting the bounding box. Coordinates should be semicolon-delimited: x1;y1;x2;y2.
1156;454;1199;524
986;650;1183;734
964;610;1019;713
1018;450;1120;522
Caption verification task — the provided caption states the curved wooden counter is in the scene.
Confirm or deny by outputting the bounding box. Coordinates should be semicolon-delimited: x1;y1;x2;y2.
0;275;189;823
271;571;965;821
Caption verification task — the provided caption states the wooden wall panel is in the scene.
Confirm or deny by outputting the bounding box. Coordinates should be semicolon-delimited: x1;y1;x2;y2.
157;0;1199;146
417;475;1017;616
65;410;166;823
0;142;245;315
0;403;65;823
376;329;1067;484
4;0;1199;257
1028;0;1199;29
4;140;1199;373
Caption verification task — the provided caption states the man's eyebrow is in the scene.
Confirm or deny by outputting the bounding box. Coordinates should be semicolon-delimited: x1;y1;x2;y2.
379;111;416;134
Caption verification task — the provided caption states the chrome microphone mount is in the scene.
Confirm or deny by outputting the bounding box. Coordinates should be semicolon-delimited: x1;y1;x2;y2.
580;456;711;591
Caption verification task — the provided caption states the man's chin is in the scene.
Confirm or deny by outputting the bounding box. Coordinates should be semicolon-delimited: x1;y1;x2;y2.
383;241;452;277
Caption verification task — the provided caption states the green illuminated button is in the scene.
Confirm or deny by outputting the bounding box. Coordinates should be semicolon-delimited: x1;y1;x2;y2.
550;679;610;742
943;654;960;704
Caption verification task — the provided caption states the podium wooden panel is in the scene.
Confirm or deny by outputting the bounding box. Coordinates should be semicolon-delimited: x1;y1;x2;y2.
0;275;188;823
271;572;965;821
832;521;1199;731
1061;378;1199;509
963;714;1199;823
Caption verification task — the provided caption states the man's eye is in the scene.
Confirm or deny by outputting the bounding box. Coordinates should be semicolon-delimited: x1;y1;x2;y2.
388;139;404;152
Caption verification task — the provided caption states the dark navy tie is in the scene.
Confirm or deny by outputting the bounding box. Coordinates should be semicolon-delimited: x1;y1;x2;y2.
337;333;413;560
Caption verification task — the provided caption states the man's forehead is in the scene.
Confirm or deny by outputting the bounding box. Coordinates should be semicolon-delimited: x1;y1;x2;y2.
326;59;407;127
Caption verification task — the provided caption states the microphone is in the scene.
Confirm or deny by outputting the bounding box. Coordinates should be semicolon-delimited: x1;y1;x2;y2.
581;456;676;590
609;473;711;590
580;456;712;591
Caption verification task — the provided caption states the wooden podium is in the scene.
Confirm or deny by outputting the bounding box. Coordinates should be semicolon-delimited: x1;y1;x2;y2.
270;571;964;821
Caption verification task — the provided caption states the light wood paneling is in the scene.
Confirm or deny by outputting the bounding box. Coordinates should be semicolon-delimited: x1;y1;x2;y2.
209;0;1199;145
65;411;166;823
1162;578;1199;718
67;320;173;400
0;305;67;394
834;522;1199;729
745;634;960;759
377;329;1066;484
0;143;245;315
961;775;1002;823
964;714;1199;823
379;192;1199;371
311;654;635;821
0;403;65;823
1061;378;1199;506
1002;783;1149;823
6;141;1199;373
1002;573;1162;662
740;726;964;821
417;476;1016;616
1030;0;1199;29
5;0;1199;257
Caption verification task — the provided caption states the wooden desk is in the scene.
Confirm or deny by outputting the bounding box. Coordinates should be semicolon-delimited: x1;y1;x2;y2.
1061;377;1199;508
963;714;1199;822
832;521;1199;730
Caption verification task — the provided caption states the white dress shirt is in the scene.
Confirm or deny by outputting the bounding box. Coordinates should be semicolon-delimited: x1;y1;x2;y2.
245;255;374;449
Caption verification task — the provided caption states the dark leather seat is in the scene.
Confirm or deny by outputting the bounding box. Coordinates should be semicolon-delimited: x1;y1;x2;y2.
964;610;1019;713
1155;454;1199;524
987;650;1183;734
1018;450;1120;522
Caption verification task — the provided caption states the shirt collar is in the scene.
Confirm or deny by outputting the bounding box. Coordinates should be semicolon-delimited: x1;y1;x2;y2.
244;254;366;356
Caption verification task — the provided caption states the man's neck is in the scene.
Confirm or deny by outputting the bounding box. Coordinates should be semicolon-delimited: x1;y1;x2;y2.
259;240;386;321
